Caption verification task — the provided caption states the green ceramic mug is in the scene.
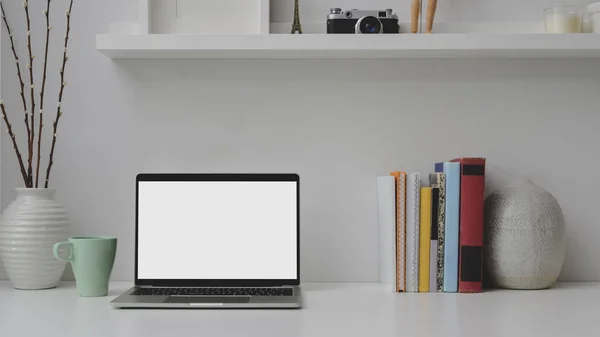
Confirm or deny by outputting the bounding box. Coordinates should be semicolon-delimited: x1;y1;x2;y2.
53;236;117;297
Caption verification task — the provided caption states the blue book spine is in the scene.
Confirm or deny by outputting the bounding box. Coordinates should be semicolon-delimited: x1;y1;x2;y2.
438;162;460;292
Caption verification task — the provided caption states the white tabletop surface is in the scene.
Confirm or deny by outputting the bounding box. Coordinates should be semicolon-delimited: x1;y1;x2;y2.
0;281;597;337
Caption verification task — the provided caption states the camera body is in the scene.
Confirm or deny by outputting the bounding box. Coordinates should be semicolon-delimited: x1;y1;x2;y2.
327;8;400;34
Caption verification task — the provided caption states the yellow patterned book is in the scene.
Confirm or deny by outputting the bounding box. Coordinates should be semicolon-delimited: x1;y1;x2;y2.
419;187;432;292
390;171;406;292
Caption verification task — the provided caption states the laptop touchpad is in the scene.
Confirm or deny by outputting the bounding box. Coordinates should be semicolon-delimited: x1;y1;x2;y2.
165;296;251;304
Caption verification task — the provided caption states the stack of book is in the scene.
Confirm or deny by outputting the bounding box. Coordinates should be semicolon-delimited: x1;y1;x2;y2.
377;157;486;293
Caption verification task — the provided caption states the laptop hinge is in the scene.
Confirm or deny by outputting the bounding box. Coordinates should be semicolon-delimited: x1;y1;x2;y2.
140;285;295;288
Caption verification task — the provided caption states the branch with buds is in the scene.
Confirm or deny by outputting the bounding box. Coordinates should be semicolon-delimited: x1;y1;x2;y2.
1;1;31;186
23;0;36;187
45;0;73;188
36;0;51;188
0;0;74;188
0;100;28;184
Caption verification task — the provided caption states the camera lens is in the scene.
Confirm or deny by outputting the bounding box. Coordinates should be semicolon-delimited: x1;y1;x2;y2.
364;22;378;33
356;16;383;34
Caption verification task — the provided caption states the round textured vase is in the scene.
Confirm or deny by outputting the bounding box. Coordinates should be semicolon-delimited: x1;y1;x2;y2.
1;188;71;290
484;181;566;290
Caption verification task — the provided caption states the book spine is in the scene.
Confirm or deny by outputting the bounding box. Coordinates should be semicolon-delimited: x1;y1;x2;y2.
436;173;446;292
377;176;396;291
442;162;461;292
429;186;439;293
406;173;421;293
452;158;486;293
390;172;407;292
418;187;432;292
434;162;444;174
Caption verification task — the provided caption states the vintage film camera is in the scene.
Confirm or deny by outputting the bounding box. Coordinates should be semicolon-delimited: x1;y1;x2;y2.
327;8;400;34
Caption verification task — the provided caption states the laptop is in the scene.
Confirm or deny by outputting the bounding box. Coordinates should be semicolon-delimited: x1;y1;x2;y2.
110;173;302;308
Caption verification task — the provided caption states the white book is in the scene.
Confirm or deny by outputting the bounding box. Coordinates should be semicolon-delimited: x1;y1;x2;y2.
406;173;421;293
377;176;396;291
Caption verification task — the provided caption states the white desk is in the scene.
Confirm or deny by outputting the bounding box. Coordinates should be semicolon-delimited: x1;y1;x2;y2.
0;281;596;337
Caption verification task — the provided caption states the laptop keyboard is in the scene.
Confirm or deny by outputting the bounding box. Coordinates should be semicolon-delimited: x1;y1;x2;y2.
131;287;293;297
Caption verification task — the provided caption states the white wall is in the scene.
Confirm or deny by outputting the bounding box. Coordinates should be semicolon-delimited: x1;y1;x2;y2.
270;0;596;29
2;0;600;282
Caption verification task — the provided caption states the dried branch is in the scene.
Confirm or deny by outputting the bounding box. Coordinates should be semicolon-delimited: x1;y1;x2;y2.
1;1;31;187
1;101;29;185
36;0;52;188
23;0;35;187
45;0;73;188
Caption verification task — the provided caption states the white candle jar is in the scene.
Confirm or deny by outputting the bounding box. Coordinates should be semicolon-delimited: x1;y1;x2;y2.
588;2;600;33
544;6;583;33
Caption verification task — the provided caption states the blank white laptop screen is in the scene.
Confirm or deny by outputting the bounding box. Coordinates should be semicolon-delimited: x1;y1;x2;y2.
137;181;298;280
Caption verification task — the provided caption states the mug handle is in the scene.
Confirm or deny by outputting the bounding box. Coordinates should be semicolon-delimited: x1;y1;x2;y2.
53;242;74;262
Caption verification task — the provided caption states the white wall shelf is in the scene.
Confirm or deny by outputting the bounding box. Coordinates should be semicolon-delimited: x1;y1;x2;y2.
97;33;600;59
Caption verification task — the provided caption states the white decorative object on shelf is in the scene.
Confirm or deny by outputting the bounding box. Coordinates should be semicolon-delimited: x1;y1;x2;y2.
484;180;566;290
588;2;600;33
1;189;71;290
544;6;584;33
121;0;269;35
138;0;149;34
96;33;600;59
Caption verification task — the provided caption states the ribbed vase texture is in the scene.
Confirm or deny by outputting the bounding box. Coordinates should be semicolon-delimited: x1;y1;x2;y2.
1;188;71;289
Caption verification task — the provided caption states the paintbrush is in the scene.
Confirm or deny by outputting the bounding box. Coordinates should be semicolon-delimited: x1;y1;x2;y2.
411;0;421;33
426;0;438;33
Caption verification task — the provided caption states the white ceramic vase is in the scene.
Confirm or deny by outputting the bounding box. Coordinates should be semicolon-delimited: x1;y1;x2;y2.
1;188;71;289
484;180;566;289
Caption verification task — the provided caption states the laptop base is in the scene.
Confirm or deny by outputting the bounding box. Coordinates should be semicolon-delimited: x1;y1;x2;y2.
110;286;302;309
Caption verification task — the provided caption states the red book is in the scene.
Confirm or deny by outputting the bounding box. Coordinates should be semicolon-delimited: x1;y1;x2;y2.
451;157;486;293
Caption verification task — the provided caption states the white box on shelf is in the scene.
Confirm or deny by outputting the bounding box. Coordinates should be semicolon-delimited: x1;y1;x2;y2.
137;0;269;35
